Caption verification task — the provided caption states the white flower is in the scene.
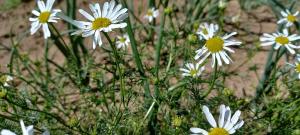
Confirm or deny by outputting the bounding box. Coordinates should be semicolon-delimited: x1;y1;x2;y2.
29;0;61;39
196;23;219;40
180;62;205;78
195;24;241;67
260;29;300;54
287;54;300;79
144;8;159;22
72;0;128;49
116;34;130;49
0;75;13;87
1;120;34;135
190;105;244;135
277;10;299;27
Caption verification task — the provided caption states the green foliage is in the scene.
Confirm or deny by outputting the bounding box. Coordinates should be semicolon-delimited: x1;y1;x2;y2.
0;0;300;134
0;0;21;11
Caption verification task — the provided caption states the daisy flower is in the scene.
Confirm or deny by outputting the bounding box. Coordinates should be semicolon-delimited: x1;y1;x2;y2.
195;24;241;67
0;75;13;87
72;0;128;49
260;29;300;54
196;23;219;40
287;54;300;79
144;8;159;22
190;105;244;135
29;0;61;39
1;120;34;135
277;9;299;27
116;34;130;49
180;62;205;78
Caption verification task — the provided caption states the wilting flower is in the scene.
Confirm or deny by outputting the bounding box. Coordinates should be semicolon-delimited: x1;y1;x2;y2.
196;23;219;40
144;8;159;22
190;105;244;135
277;10;299;27
1;120;34;135
116;34;130;49
287;54;300;79
72;0;128;49
260;29;300;54
29;0;61;39
195;24;241;67
180;62;205;78
0;75;13;87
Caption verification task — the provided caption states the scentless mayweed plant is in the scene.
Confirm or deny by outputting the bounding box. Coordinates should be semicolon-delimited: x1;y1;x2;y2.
1;0;300;134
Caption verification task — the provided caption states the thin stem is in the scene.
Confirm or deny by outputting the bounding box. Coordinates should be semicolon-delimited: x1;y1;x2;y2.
201;62;218;99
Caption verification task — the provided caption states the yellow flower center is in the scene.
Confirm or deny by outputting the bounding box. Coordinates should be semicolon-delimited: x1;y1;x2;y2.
208;128;229;135
295;64;300;73
287;14;297;22
275;36;289;45
205;37;224;53
203;28;208;35
92;17;112;30
147;10;153;16
38;11;51;23
190;69;198;77
0;76;7;83
119;37;126;43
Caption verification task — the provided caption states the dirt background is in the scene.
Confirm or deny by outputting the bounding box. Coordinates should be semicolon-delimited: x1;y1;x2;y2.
0;0;290;97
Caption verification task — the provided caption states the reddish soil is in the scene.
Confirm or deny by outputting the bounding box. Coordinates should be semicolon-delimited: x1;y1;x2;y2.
0;0;283;97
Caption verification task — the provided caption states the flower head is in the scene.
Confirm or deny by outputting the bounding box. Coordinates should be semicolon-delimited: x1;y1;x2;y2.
72;0;128;49
190;105;244;135
180;62;205;78
260;29;300;54
116;34;130;49
278;10;299;27
29;0;61;39
0;75;13;87
196;23;219;40
287;54;300;79
195;24;241;67
144;8;159;22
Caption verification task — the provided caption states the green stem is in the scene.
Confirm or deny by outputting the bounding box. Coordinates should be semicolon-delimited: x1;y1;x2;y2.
122;0;151;102
103;32;126;105
201;62;218;99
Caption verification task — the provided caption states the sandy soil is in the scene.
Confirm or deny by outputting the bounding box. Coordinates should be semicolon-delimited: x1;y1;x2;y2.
0;0;282;97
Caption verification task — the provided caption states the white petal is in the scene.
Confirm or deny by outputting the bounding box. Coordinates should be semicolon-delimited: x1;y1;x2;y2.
218;104;226;128
202;106;217;128
222;32;237;40
233;120;244;130
231;110;241;125
20;120;28;135
79;9;95;21
190;128;208;135
46;0;55;11
220;51;230;64
102;1;109;17
30;23;41;35
42;24;51;39
31;10;40;16
37;0;46;11
216;53;222;66
1;130;16;135
285;45;296;54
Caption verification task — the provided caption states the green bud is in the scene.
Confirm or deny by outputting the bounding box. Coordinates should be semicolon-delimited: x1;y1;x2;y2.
188;34;198;44
172;115;182;127
223;88;233;96
0;88;7;98
164;7;172;15
67;117;79;127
